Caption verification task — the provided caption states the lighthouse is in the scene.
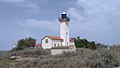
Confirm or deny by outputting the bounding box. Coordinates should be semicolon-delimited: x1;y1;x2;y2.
41;11;76;55
58;11;70;46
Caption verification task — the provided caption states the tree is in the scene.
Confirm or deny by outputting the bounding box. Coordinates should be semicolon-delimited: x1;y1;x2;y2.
74;36;100;50
12;37;36;51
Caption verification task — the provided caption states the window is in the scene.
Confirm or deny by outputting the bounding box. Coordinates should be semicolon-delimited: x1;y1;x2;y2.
58;44;59;46
54;44;56;47
45;39;48;43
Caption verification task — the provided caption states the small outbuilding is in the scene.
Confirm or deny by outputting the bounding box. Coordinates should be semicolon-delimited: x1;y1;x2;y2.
35;43;42;48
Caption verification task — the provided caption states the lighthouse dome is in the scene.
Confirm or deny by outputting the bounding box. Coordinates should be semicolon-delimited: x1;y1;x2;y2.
62;11;66;14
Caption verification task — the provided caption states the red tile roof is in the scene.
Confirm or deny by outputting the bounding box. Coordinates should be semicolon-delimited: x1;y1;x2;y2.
42;36;63;41
35;44;42;46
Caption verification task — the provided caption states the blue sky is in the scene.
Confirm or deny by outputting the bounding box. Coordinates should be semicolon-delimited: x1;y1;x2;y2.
0;0;120;50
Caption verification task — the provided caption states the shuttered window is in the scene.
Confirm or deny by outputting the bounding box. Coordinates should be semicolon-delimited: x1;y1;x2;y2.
45;39;48;43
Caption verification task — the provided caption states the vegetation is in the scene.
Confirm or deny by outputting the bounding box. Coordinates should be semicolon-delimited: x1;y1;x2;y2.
0;46;120;68
12;37;36;51
0;37;120;68
10;47;50;58
74;36;103;50
12;36;103;51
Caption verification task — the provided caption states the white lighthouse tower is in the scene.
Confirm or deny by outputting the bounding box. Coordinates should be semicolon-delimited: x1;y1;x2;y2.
58;11;70;46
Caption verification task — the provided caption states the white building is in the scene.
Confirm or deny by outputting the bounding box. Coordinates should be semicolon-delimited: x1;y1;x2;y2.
42;36;75;49
41;11;76;55
41;36;63;49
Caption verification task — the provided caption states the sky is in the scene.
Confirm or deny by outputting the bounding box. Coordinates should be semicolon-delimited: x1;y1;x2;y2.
0;0;120;50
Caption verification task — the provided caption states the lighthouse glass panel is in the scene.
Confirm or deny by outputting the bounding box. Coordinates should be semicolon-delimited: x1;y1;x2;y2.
62;14;66;19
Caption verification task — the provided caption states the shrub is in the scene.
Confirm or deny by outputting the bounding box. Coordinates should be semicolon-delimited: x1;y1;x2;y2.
10;47;50;58
12;37;36;51
74;36;101;50
34;48;92;68
1;47;120;68
85;48;120;68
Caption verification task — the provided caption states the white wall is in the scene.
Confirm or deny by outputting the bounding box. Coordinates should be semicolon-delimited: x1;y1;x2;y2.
42;37;63;49
42;37;52;49
70;42;75;45
51;47;76;55
60;22;69;46
51;46;77;55
51;49;70;55
52;40;62;47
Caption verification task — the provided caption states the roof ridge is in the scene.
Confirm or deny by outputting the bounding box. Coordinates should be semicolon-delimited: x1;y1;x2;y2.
42;36;63;41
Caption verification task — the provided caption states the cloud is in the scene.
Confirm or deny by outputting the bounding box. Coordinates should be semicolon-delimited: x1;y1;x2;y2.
67;0;120;44
0;18;60;50
0;0;47;13
0;0;40;10
0;18;60;37
17;19;59;32
0;0;25;3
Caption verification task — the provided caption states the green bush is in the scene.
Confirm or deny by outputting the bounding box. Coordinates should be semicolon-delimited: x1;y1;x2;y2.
74;36;101;50
12;37;36;51
10;47;50;58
